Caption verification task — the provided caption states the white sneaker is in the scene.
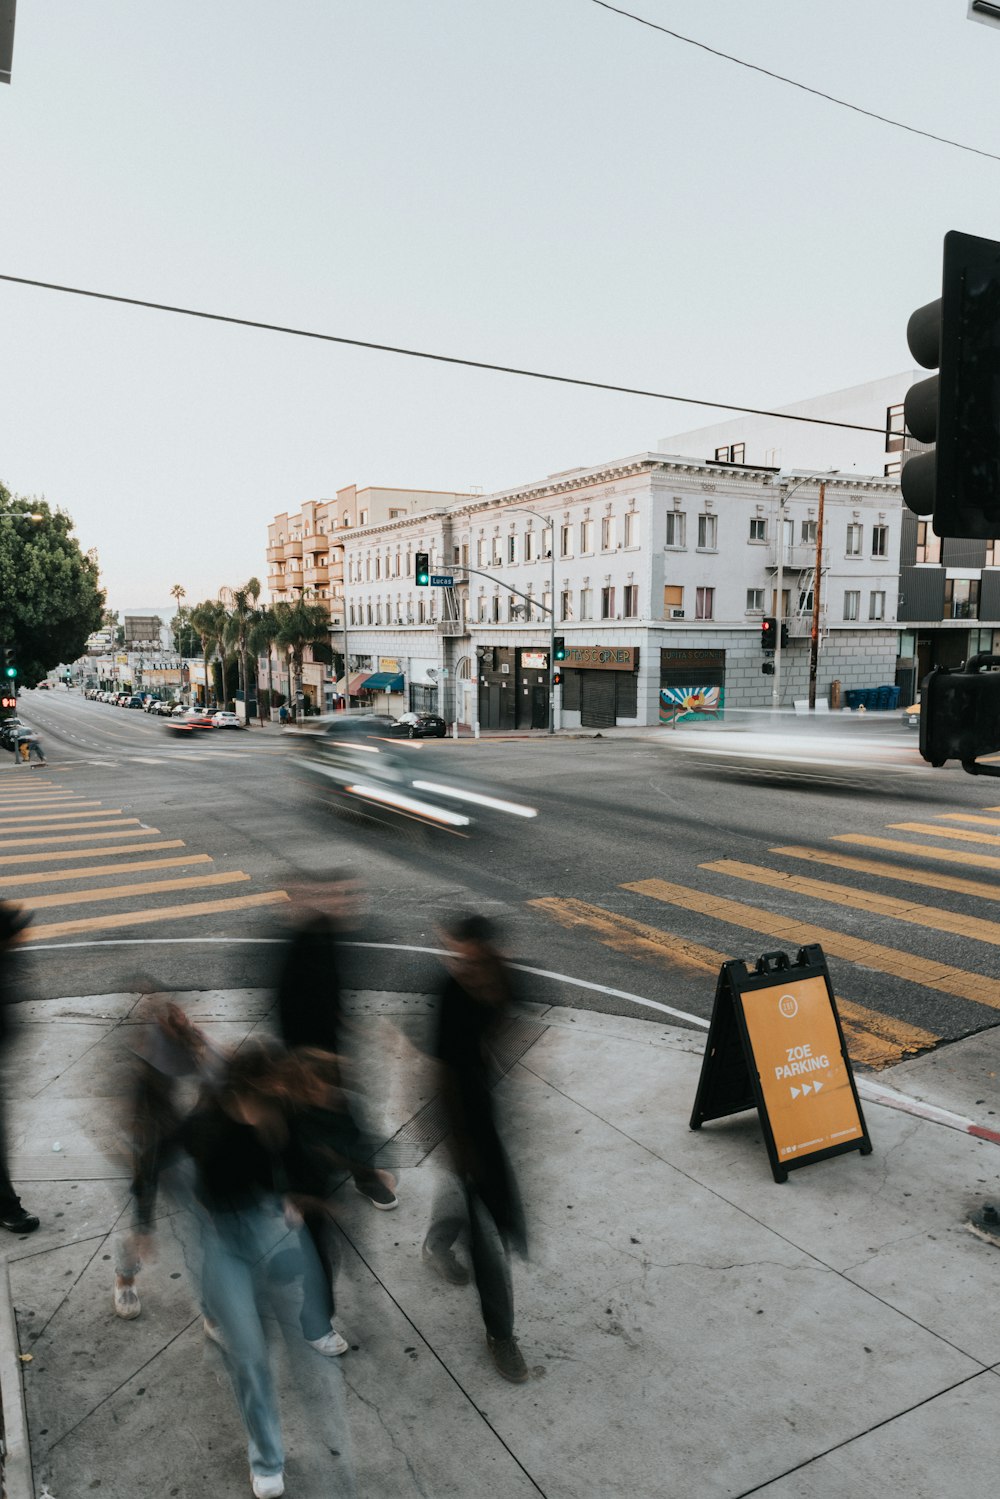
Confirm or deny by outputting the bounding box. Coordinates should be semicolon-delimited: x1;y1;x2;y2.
251;1473;284;1498
113;1278;141;1319
307;1327;349;1357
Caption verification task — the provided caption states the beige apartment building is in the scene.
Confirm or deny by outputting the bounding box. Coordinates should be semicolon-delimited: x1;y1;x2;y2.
265;482;471;709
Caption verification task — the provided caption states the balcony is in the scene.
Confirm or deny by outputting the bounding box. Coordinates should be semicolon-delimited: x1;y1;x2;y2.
437;619;466;636
768;542;828;572
266;544;283;564
283;537;303;561
303;563;330;588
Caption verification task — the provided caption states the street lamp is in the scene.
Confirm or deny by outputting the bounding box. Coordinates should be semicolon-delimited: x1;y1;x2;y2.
506;507;556;735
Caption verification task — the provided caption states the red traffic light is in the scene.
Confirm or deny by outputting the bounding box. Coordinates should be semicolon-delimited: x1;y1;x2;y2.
761;616;777;650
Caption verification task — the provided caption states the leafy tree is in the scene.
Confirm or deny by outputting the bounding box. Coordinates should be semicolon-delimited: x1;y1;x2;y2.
190;598;228;708
222;578;262;716
0;484;105;687
274;598;331;714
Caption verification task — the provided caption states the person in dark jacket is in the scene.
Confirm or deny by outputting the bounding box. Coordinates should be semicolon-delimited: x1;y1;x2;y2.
421;912;528;1383
0;904;38;1233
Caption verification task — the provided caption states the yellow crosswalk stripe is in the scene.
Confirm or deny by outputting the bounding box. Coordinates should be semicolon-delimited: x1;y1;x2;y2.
0;854;212;888
0;795;89;807
19;870;249;911
833;833;1000;871
771;844;1000;900
703;859;1000;947
0;825;157;850
0;837;181;866
22;889;289;941
0;807;119;826
887;821;1000;847
937;813;1000;827
624;877;1000;1010
530;895;938;1068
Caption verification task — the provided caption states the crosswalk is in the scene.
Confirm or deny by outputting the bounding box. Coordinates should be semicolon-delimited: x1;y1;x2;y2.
0;774;288;943
533;799;1000;1070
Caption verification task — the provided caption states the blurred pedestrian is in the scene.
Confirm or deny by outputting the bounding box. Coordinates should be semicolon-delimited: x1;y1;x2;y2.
16;729;45;765
421;912;528;1383
0;904;39;1233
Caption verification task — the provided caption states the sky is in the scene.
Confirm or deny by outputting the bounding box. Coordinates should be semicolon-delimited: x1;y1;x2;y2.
2;0;999;612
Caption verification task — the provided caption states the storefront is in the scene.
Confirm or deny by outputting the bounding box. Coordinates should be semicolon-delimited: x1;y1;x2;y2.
560;645;639;729
659;648;726;724
360;662;406;714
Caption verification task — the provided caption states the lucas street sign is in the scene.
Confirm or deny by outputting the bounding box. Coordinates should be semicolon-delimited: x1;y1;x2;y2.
430;574;454;587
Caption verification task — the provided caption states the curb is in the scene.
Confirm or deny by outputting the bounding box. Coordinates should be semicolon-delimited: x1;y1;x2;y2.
0;1262;32;1499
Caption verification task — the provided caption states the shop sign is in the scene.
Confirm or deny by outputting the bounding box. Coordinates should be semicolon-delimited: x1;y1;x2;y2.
521;651;548;671
379;657;401;673
661;648;725;667
564;646;638;671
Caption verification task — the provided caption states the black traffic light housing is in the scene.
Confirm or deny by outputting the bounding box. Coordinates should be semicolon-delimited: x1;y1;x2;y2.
415;551;430;586
761;617;776;651
2;646;16;681
920;654;1000;774
902;230;1000;538
553;636;566;661
780;621;789;648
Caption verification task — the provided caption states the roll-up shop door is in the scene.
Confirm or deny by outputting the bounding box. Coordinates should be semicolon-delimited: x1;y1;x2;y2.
580;672;616;728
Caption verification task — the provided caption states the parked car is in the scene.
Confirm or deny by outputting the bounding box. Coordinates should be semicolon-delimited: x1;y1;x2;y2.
166;710;215;735
395;712;448;739
902;701;920;729
211;711;244;730
126;695;144;708
0;719;24;751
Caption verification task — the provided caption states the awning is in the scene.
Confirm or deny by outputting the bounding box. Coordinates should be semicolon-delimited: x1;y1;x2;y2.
335;672;372;695
360;672;405;693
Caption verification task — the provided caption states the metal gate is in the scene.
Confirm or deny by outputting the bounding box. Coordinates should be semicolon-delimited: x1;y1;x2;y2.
580;672;616;728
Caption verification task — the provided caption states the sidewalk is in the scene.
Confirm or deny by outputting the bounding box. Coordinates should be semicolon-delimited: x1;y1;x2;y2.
3;986;1000;1498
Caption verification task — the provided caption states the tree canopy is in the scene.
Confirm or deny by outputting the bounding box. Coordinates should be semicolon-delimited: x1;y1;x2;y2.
0;483;105;688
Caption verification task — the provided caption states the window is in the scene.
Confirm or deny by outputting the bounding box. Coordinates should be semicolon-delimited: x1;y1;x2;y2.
665;512;686;547
492;536;503;567
477;537;487;567
542;526;553;557
375;603;382;625
697;514;717;549
418;600;426;624
507;595;519;622
695;586;714;620
491;596;501;623
771;588;790;618
746;588;764;613
987;540;996;567
579;588;593;620
560;524;572;558
364;557;371;582
366;604;372;625
749;517;767;543
664;584;683;617
916;521;941;564
731;443;745;463
872;524;889;557
801;520;818;544
542;589;552;617
389;508;406;519
714;445;729;462
944;578;979;619
869;590;886;621
623;584;638;617
375;556;382;580
846;523;862;556
359;509;369;526
406;551;412;576
843;590;860;621
601;515;616;550
508;533;518;565
798;588;814;615
478;595;487;623
624;511;638;547
524;530;537;562
886;403;906;452
560;589;573;621
601;586;616;619
580;520;594;553
884;459;902;478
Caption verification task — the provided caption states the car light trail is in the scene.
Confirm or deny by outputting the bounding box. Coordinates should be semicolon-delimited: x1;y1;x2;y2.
412;781;537;818
344;784;471;827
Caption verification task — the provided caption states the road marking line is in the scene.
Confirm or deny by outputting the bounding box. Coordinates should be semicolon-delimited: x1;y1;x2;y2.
0;818;140;843
531;895;937;1068
624;877;1000;1010
833;834;1000;871
21;890;289;941
18;870;250;911
887;821;1000;847
130;757;169;765
936;813;1000;827
0;807;119;826
704;858;1000;948
0;794;85;805
769;844;1000;903
0;825;156;849
0;837;180;866
0;854;212;887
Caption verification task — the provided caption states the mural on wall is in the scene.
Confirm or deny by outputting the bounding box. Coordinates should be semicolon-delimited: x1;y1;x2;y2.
659;685;724;724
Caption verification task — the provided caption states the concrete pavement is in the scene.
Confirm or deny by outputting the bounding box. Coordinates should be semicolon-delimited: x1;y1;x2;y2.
3;985;1000;1498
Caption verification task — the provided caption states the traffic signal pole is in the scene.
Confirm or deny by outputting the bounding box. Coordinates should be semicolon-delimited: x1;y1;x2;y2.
808;481;826;711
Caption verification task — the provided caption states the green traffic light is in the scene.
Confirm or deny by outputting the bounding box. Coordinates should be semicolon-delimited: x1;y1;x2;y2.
3;666;16;679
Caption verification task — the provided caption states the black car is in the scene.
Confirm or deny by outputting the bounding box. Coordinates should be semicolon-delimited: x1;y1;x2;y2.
395;712;448;739
0;719;23;751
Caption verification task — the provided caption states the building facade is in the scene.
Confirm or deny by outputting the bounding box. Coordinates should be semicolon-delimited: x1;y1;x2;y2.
337;453;902;729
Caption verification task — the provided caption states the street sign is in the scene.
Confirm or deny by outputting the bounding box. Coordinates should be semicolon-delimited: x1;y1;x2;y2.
430;574;454;587
690;944;871;1182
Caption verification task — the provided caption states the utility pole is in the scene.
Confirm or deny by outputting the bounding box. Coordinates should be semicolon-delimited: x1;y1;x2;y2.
771;485;786;712
808;481;826;710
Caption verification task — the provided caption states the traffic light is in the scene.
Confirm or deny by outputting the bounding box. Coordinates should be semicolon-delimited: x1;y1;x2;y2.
780;621;789;648
2;646;16;680
553;636;566;661
553;670;563;687
901;230;1000;538
415;551;430;586
920;653;1000;773
761;617;776;651
761;661;775;675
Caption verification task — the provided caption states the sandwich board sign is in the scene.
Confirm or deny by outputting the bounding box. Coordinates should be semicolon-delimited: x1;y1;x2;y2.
690;943;871;1182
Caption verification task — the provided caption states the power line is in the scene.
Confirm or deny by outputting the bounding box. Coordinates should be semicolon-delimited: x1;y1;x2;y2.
590;0;1000;165
0;270;884;435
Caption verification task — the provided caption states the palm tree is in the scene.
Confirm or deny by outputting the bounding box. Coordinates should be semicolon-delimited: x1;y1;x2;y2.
170;583;186;608
248;604;281;722
223;578;262;719
190;599;227;708
274;598;331;717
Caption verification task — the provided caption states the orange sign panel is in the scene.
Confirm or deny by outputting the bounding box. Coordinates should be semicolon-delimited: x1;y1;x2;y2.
742;974;864;1164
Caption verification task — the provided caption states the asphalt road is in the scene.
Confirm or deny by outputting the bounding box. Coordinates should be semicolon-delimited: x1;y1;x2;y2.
6;687;1000;1068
